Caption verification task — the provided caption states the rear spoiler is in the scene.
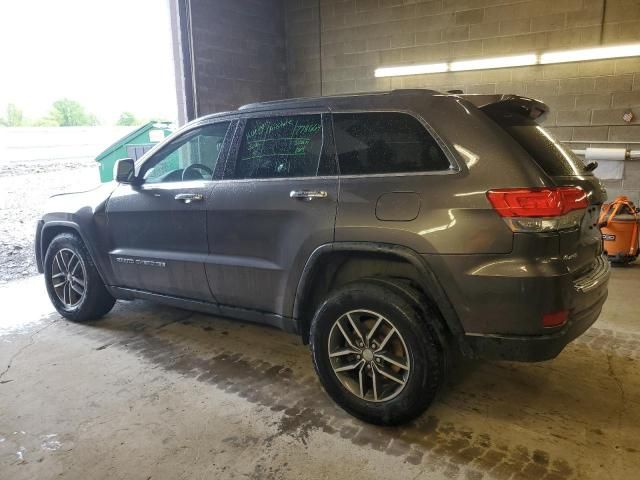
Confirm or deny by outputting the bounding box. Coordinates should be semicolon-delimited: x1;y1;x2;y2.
457;94;549;121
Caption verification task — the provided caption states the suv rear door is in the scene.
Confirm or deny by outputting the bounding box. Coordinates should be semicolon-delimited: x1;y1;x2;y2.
205;111;338;318
482;100;607;275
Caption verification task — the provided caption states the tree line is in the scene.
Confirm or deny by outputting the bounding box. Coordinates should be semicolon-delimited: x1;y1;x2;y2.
0;100;145;127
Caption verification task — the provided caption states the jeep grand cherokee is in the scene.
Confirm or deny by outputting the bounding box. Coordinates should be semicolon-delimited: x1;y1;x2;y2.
35;90;610;425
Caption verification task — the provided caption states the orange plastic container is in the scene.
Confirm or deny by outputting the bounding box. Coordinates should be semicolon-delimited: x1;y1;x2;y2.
598;196;639;265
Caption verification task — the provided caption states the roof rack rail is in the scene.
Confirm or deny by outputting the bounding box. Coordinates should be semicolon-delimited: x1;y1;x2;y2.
238;89;441;111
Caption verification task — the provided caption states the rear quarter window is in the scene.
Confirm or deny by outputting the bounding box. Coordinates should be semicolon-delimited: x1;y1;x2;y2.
483;109;588;177
332;112;451;175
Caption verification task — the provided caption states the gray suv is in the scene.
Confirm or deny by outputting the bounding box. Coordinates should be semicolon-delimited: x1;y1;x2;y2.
35;90;610;425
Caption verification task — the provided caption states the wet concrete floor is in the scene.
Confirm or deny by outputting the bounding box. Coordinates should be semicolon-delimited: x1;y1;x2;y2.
1;267;639;479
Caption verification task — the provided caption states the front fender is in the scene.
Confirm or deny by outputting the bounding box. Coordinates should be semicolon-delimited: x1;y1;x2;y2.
38;183;117;284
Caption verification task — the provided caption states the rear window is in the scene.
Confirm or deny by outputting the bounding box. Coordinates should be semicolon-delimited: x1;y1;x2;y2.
484;109;588;176
332;112;451;175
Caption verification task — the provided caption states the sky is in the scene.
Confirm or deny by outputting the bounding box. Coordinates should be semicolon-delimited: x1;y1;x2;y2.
0;0;177;124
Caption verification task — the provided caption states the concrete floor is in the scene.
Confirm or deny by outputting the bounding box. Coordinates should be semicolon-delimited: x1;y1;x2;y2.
1;267;639;480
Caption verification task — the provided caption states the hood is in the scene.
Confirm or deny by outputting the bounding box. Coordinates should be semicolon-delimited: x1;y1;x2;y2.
43;182;117;219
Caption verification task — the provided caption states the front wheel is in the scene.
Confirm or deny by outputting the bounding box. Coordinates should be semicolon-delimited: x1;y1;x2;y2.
44;233;115;321
310;281;444;425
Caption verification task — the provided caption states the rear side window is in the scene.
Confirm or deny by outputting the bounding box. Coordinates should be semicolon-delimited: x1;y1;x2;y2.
484;109;588;176
232;115;322;179
332;112;451;175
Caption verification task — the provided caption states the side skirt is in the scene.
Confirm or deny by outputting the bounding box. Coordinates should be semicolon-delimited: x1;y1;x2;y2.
108;286;298;334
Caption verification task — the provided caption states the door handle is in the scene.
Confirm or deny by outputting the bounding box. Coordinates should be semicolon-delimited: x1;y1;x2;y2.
289;190;328;201
174;193;204;204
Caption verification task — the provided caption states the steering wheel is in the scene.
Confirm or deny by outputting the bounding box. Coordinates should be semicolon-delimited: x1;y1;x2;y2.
182;163;213;181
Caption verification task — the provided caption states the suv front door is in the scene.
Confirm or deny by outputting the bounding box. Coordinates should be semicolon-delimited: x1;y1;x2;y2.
205;113;338;322
106;121;233;301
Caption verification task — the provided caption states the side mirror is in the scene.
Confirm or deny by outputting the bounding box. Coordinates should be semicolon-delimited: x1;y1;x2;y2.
114;158;136;183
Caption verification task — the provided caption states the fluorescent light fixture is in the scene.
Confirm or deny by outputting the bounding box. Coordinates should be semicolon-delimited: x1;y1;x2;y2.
375;63;447;78
450;54;537;72
374;42;640;78
541;43;640;64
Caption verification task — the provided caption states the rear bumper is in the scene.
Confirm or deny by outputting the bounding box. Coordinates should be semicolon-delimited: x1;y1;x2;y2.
466;280;608;361
427;248;611;362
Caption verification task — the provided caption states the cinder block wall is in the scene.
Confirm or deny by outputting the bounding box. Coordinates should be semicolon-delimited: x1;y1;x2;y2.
187;0;288;114
284;0;640;203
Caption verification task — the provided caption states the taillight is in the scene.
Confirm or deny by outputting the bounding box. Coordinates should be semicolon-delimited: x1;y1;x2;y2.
487;187;588;232
543;310;568;328
487;187;587;217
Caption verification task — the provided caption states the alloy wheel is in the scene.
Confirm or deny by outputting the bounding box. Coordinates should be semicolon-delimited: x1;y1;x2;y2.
51;248;87;308
327;309;410;402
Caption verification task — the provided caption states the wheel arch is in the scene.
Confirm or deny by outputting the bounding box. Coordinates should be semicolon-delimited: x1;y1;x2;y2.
39;221;108;284
292;242;470;354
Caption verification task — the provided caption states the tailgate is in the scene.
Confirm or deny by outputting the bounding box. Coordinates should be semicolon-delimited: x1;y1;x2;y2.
554;176;606;275
480;96;607;275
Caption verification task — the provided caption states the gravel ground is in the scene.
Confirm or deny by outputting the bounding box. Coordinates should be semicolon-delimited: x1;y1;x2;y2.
0;158;101;282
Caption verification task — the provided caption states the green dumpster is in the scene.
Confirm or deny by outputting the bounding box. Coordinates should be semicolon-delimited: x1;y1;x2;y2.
95;121;173;182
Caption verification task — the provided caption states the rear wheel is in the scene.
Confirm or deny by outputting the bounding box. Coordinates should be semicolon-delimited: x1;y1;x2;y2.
44;233;115;321
310;281;444;425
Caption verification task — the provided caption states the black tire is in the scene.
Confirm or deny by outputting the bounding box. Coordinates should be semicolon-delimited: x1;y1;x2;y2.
44;233;115;321
310;280;444;426
360;277;452;370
